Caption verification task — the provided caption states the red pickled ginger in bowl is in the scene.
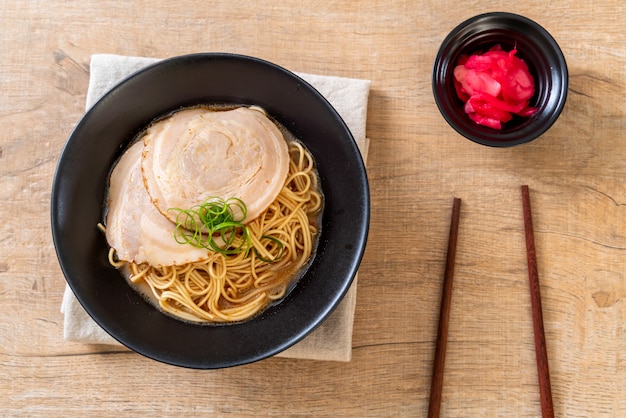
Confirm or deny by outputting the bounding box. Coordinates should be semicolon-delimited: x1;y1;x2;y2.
432;12;568;147
453;45;537;130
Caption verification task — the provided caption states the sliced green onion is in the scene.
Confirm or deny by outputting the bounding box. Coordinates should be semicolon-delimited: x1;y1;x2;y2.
254;235;285;263
168;197;281;262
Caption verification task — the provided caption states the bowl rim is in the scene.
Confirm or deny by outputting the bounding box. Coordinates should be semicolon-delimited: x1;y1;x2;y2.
432;12;569;147
51;52;370;368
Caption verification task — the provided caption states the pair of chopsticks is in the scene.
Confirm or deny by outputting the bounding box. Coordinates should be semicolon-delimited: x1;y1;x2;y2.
427;186;554;418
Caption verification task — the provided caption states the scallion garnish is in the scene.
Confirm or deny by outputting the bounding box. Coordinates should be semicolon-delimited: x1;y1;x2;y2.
168;197;283;262
255;235;285;263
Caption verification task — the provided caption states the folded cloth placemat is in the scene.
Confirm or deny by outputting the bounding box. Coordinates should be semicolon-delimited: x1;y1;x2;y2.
61;54;370;362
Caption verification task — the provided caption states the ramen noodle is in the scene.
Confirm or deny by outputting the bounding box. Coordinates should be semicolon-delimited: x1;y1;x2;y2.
103;106;323;323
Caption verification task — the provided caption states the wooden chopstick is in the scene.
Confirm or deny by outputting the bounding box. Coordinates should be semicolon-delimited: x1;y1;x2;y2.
428;197;461;418
521;185;554;418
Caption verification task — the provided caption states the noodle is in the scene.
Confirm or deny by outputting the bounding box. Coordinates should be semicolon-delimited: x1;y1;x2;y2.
109;140;322;323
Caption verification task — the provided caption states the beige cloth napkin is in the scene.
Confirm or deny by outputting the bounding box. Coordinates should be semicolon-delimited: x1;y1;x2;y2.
61;54;370;362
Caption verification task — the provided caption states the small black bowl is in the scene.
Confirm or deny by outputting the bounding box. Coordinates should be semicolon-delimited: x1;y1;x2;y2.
51;53;369;369
432;12;568;147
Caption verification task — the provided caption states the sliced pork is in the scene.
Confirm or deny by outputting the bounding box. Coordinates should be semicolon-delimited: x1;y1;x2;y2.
105;140;210;267
141;107;290;224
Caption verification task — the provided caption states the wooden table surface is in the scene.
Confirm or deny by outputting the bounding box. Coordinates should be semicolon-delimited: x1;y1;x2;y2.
1;1;624;416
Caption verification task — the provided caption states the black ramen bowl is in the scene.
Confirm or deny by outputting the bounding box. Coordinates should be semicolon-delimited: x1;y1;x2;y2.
51;53;369;369
432;12;568;147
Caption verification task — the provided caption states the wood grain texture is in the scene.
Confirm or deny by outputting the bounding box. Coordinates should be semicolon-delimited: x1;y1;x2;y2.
1;0;625;416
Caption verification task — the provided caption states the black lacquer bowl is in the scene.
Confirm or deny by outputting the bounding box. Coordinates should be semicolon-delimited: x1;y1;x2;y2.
433;12;568;147
51;53;369;369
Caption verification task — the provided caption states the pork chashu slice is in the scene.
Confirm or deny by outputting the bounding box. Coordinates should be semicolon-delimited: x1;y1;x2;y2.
105;140;211;267
141;107;290;224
